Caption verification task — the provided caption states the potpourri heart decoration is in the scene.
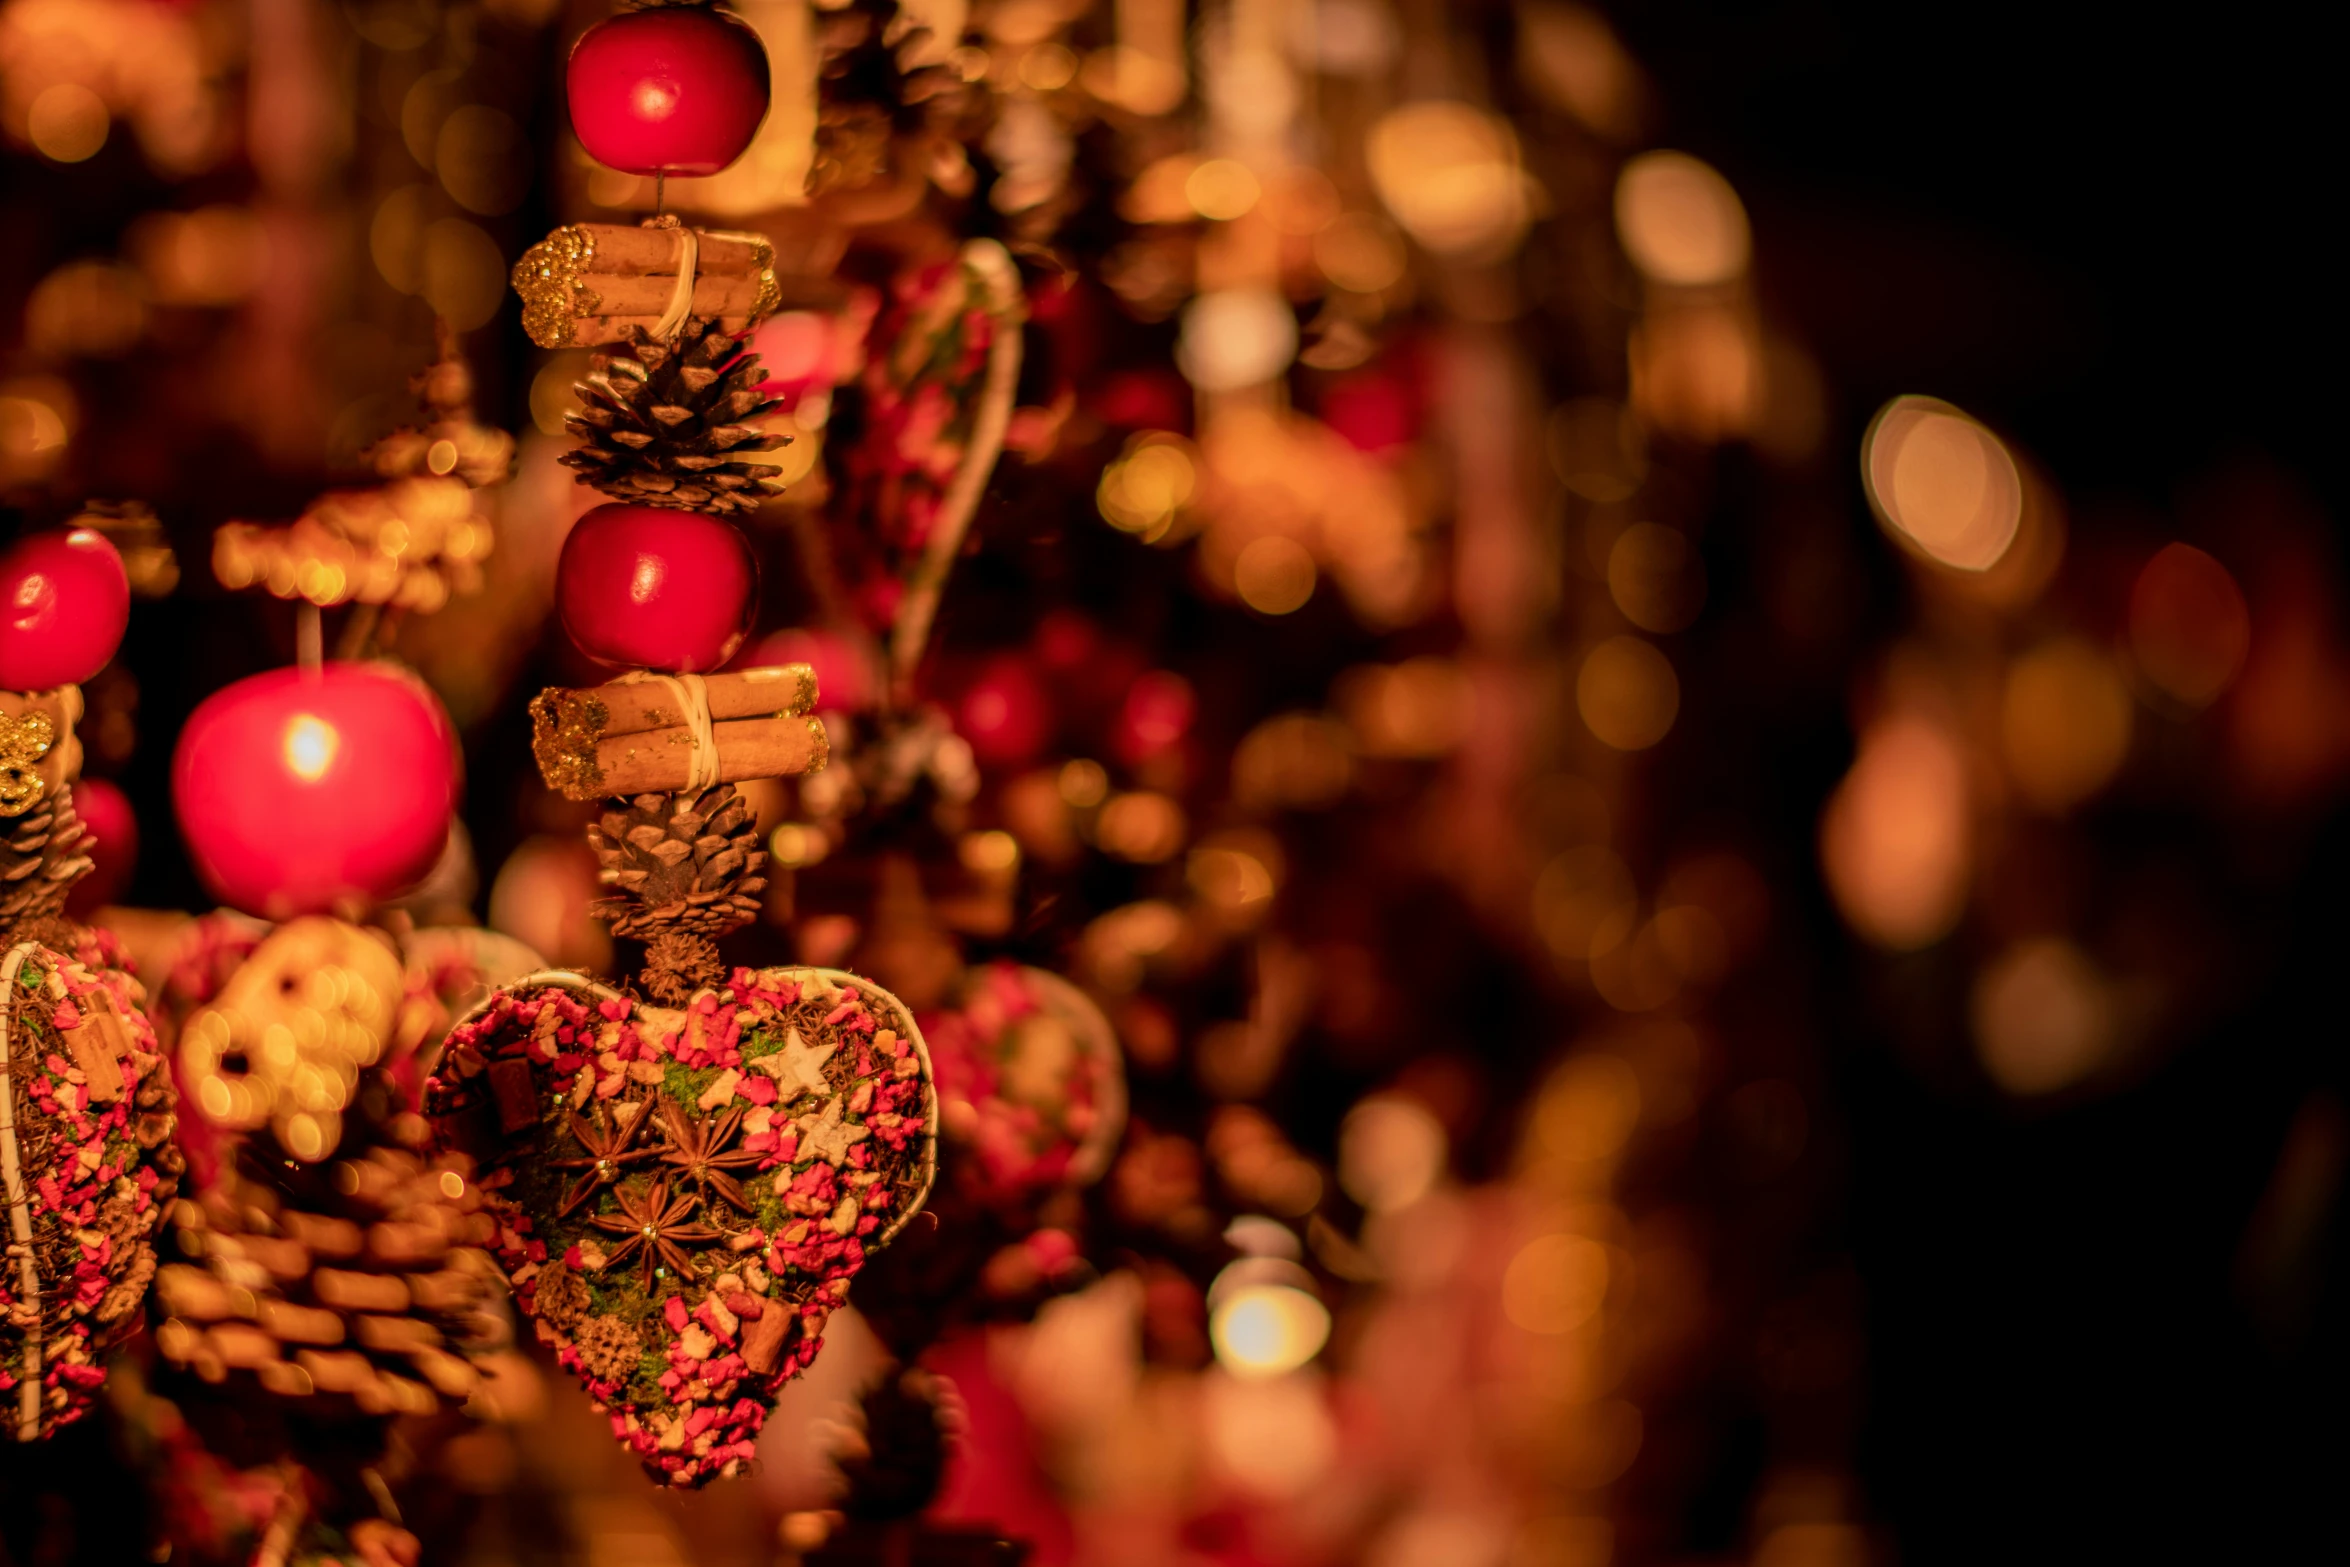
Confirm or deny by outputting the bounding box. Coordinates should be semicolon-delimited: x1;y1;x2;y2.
427;963;937;1487
1;932;182;1442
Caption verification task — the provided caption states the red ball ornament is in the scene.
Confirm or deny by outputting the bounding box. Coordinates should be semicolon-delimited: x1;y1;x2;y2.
171;662;460;920
0;528;131;691
556;503;757;672
955;655;1052;766
567;3;771;177
65;776;138;916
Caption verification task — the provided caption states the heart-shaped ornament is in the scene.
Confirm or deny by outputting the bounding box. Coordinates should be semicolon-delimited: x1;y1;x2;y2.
1;931;181;1442
429;964;936;1486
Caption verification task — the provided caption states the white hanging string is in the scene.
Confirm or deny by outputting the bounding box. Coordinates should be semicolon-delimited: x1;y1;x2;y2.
618;669;719;791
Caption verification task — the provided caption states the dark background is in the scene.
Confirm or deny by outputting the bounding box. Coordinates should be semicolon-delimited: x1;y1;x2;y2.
1610;2;2347;1556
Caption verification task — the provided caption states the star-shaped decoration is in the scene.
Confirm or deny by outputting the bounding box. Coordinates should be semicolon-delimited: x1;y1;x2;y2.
655;1101;764;1216
790;1094;870;1168
749;1026;837;1102
548;1098;659;1218
587;1179;722;1294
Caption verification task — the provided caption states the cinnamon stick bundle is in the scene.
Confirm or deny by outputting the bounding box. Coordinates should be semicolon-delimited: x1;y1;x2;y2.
530;666;826;800
512;222;783;350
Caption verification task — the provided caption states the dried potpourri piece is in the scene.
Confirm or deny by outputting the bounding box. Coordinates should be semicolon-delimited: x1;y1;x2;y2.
0;933;183;1442
426;964;938;1487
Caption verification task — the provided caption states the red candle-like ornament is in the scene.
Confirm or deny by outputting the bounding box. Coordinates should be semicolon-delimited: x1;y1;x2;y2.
556;503;757;672
567;3;771;177
171;662;460;920
0;527;131;691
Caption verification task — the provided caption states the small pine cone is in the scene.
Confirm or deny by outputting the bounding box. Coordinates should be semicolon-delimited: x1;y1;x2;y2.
561;317;789;516
642;930;722;1005
0;784;94;942
575;1314;642;1384
588;785;769;944
535;1261;590;1329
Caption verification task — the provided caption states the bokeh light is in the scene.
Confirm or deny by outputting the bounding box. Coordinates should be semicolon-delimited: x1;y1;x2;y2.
2001;638;2133;812
1972;937;2114;1096
1607;522;1705;633
1819;713;1970;949
1234;535;1317;615
1365;100;1533;257
1177;288;1298;391
1577;635;1680;750
1209;1280;1332;1378
1613;150;1750;286
1502;1232;1611;1334
2129;542;2251;708
1862;396;2023;572
1338;1095;1448;1212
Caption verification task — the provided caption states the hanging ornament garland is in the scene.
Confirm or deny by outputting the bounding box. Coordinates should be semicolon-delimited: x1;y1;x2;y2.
430;3;941;1491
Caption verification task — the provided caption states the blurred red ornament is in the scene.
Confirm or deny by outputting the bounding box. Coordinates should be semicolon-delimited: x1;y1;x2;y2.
171;662;460;920
0;528;131;691
955;656;1051;765
1032;609;1099;671
1320;369;1418;454
557;503;757;672
65;776;137;915
1114;671;1195;764
743;626;877;712
566;3;771;177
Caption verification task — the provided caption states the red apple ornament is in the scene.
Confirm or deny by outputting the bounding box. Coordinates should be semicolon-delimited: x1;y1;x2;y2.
567;3;771;177
556;503;757;672
172;662;460;919
0;527;131;691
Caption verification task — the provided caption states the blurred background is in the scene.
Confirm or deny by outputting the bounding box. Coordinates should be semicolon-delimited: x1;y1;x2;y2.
2;0;2343;1562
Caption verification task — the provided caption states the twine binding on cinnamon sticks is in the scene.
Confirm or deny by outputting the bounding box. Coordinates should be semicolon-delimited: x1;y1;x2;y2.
651;221;700;344
615;669;719;791
1;941;45;1442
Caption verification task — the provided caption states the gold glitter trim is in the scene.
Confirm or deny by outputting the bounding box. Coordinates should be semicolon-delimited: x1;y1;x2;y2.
529;687;610;801
804;715;830;775
706;229;782;327
511;225;598;350
0;710;56;818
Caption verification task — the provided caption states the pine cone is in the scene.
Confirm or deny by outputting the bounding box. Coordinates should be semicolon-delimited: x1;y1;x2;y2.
574;1314;642;1384
0;783;93;943
561;317;790;516
811;0;971;197
588;785;768;943
642;929;724;1006
152;1129;511;1418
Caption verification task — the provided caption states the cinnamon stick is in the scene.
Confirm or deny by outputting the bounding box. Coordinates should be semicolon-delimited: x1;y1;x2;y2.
534;665;817;743
539;714;830;802
513;222;781;350
530;667;826;800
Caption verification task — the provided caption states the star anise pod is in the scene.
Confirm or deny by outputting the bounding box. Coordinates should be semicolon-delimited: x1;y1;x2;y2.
589;1179;722;1294
549;1099;659;1219
656;1101;765;1216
